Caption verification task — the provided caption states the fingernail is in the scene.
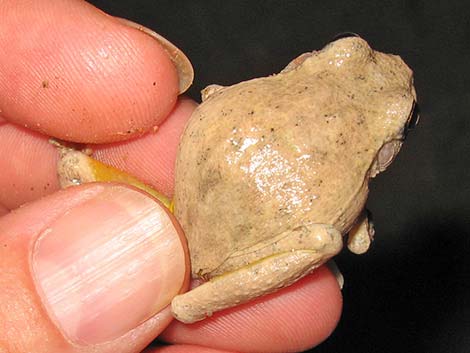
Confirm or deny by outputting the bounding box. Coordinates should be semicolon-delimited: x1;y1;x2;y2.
116;17;194;94
326;260;344;290
32;186;186;345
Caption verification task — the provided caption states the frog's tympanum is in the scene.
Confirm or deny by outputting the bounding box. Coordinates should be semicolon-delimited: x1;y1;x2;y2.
171;37;417;323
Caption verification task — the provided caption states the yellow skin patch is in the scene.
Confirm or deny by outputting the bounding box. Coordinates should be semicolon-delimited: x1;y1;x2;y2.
56;147;172;209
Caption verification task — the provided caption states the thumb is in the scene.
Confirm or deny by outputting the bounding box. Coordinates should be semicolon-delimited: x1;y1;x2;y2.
0;184;189;353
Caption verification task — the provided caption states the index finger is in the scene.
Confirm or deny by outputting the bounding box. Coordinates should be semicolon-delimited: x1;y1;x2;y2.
0;0;190;143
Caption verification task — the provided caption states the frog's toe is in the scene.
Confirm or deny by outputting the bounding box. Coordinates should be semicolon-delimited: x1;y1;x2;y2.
347;210;375;254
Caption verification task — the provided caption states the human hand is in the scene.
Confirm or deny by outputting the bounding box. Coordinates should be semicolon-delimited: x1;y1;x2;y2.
0;1;342;352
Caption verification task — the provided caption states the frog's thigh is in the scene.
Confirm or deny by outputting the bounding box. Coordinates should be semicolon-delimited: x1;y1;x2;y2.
347;210;375;254
171;224;342;324
215;223;343;275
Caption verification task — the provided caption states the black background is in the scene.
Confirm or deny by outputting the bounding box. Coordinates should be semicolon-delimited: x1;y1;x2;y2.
88;1;469;352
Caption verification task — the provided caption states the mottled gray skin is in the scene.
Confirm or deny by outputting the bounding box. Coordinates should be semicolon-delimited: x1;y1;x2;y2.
171;37;416;323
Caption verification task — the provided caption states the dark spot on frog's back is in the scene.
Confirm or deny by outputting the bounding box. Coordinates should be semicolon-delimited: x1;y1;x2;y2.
234;223;254;238
198;169;223;200
221;108;233;117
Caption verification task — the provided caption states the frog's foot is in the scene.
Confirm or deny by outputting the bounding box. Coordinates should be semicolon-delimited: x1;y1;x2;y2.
171;224;342;323
347;210;375;254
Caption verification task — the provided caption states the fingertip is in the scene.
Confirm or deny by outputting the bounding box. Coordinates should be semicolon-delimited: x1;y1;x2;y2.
0;184;186;352
161;266;342;353
0;0;180;143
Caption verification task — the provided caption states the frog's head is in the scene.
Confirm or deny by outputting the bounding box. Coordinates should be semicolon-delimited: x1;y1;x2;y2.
328;36;419;179
309;36;418;179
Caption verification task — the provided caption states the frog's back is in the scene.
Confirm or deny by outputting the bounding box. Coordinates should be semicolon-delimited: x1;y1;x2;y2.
174;37;415;276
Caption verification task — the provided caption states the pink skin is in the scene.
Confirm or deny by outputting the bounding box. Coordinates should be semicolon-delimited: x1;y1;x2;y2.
0;0;178;143
0;185;188;353
160;267;342;353
0;122;60;209
0;1;342;352
0;203;8;216
92;98;198;198
0;98;194;210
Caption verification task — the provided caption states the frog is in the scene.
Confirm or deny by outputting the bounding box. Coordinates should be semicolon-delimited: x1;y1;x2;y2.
168;36;417;323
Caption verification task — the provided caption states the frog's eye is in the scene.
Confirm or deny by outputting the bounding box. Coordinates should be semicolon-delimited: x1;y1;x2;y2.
404;101;420;137
377;140;401;171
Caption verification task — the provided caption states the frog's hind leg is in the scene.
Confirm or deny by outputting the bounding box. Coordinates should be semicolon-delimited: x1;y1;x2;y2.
171;224;342;323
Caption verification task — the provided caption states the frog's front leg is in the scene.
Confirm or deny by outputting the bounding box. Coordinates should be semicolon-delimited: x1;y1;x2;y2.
171;224;342;323
347;210;375;254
